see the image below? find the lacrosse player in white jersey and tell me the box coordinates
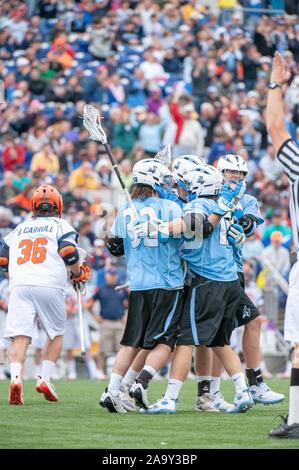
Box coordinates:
[267,52,299,439]
[0,185,91,405]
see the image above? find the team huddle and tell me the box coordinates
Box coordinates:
[99,153,284,414]
[0,153,285,412]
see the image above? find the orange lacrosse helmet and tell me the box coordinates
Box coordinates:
[31,185,63,217]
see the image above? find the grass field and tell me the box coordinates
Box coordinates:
[0,378,298,449]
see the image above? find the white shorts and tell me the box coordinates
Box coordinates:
[284,261,299,343]
[63,314,91,350]
[5,286,66,341]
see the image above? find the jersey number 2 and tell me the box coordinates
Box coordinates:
[17,238,48,265]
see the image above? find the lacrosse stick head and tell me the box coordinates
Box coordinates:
[82,104,108,144]
[155,144,172,167]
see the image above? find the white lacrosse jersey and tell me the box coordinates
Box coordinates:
[4,217,77,291]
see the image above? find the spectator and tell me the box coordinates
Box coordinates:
[30,142,60,174]
[260,144,284,181]
[87,268,128,368]
[69,161,99,191]
[262,231,290,280]
[2,135,26,172]
[262,209,293,249]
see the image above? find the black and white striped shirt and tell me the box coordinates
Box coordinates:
[277,138,299,251]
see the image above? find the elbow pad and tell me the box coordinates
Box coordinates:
[106,236,124,257]
[0,240,9,271]
[58,242,79,266]
[182,213,214,239]
[239,215,258,237]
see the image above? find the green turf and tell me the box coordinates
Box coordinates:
[0,378,298,449]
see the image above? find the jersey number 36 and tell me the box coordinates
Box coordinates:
[17,237,48,265]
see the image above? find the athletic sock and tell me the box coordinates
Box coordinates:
[10,362,22,381]
[136,366,156,389]
[196,375,211,396]
[231,372,247,393]
[164,379,183,400]
[288,368,299,426]
[210,376,221,395]
[41,360,55,382]
[122,368,139,388]
[108,373,123,397]
[67,359,76,377]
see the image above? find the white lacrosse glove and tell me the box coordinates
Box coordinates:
[227,223,246,247]
[132,219,170,243]
[214,181,246,216]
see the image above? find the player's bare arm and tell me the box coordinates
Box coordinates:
[266,51,291,154]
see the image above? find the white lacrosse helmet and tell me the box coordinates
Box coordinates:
[184,165,223,199]
[132,158,173,192]
[217,154,248,180]
[172,155,206,190]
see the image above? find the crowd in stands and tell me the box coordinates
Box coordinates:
[0,0,298,360]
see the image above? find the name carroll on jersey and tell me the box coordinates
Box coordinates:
[17,225,54,236]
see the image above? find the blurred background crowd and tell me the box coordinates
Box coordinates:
[0,0,298,379]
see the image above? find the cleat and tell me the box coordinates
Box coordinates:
[195,393,219,412]
[99,388,127,413]
[36,378,58,402]
[226,388,254,413]
[130,382,149,409]
[212,391,232,412]
[119,384,138,411]
[249,382,284,405]
[140,396,177,414]
[9,379,24,405]
[269,416,299,439]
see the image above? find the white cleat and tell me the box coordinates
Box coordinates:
[99,388,127,413]
[195,393,219,412]
[140,396,177,414]
[119,384,138,411]
[226,388,254,414]
[130,382,149,409]
[212,391,232,412]
[249,382,285,405]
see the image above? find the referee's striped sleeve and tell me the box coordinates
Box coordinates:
[277,139,299,183]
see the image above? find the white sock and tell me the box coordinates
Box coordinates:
[108,372,123,397]
[164,379,183,400]
[67,359,76,376]
[122,368,139,388]
[35,364,41,377]
[288,386,299,425]
[41,360,55,382]
[210,376,221,395]
[196,375,211,382]
[231,372,247,393]
[144,365,157,377]
[10,362,22,381]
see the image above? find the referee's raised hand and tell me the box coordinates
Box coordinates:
[270,51,291,86]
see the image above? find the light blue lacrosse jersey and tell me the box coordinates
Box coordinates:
[111,197,184,291]
[233,193,264,273]
[181,198,238,282]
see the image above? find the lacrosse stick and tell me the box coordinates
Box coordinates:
[82,105,138,218]
[155,144,172,167]
[76,247,87,356]
[115,282,129,292]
